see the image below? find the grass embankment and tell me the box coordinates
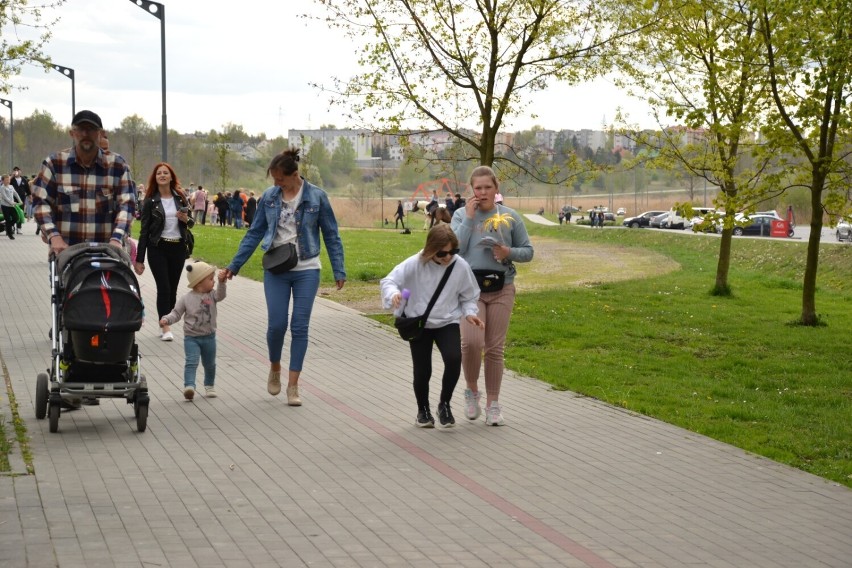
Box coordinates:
[189,222,852,488]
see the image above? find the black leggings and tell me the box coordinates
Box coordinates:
[1,206,15,237]
[408,324,462,410]
[148,240,186,318]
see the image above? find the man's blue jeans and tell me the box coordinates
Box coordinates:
[263,268,320,371]
[184,333,217,388]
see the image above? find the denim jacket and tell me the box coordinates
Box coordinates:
[226,178,346,281]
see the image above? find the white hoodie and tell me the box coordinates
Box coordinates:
[380,253,480,329]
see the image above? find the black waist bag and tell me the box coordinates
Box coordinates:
[262,243,298,274]
[473,268,505,292]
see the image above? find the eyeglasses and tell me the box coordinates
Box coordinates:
[73,126,101,134]
[435,248,459,258]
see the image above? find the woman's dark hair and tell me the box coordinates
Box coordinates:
[267,147,301,177]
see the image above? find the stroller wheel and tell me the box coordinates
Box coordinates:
[48,402,61,433]
[35,373,49,419]
[135,401,149,432]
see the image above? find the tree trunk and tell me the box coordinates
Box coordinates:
[714,227,733,294]
[480,125,496,167]
[799,177,825,325]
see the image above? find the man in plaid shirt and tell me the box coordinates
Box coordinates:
[32,110,136,256]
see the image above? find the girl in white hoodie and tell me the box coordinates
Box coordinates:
[381,224,484,428]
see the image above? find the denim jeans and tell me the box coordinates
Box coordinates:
[263,268,320,371]
[184,333,217,388]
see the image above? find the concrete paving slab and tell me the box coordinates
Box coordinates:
[0,221,850,567]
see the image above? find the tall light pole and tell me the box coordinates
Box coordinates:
[34,58,75,121]
[128,0,167,162]
[0,98,12,171]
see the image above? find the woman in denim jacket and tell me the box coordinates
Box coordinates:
[223,148,346,406]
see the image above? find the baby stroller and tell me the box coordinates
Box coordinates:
[34,243,149,432]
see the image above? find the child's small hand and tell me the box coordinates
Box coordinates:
[466,315,485,329]
[159,317,168,327]
[217,269,227,283]
[391,292,401,308]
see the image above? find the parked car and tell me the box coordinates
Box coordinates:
[622,210,667,228]
[668,206,715,230]
[728,214,794,237]
[616,207,626,216]
[836,217,852,242]
[650,212,670,229]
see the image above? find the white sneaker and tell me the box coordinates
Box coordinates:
[464,389,481,420]
[485,401,504,426]
[205,386,217,398]
[161,331,174,342]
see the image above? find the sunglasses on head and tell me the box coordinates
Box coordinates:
[435,248,460,258]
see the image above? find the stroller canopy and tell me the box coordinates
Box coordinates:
[59,244,144,333]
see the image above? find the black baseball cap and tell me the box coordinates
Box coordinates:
[72,110,103,129]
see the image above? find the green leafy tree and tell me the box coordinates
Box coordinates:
[757,0,852,325]
[618,0,773,295]
[115,114,154,181]
[221,122,250,143]
[0,1,65,93]
[213,130,232,191]
[307,140,331,184]
[14,109,65,168]
[331,137,357,175]
[311,0,652,181]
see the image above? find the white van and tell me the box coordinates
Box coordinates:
[667,206,714,230]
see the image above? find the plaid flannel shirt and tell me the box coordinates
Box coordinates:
[32,147,136,245]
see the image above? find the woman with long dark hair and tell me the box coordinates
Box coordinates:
[134,162,194,341]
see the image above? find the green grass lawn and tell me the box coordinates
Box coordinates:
[182,222,852,488]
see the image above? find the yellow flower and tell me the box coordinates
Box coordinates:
[483,212,514,232]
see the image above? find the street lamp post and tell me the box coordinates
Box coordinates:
[34,59,75,121]
[128,0,167,162]
[0,98,12,171]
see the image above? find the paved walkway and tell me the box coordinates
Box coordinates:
[1,221,850,568]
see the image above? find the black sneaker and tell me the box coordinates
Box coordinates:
[437,401,455,428]
[415,408,435,428]
[81,397,100,406]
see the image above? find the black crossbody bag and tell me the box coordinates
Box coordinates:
[394,262,456,341]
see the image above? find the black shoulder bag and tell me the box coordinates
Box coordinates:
[394,261,456,341]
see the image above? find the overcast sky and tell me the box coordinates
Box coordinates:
[7,0,657,138]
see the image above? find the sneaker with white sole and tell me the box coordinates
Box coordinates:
[464,389,481,420]
[415,407,435,428]
[437,401,455,428]
[205,386,217,398]
[161,331,174,342]
[183,387,195,400]
[485,401,504,426]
